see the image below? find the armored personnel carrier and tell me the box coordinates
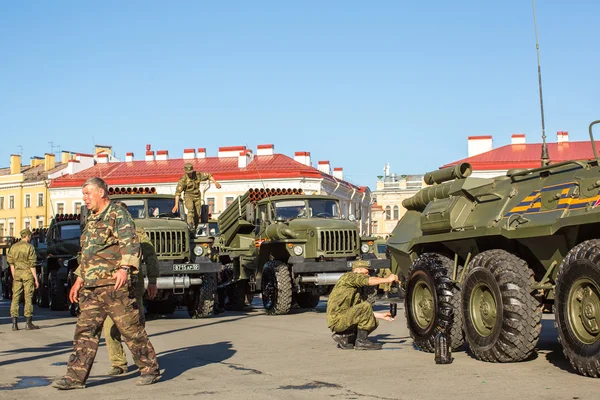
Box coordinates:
[387,120,600,377]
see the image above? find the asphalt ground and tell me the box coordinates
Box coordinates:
[0,293,598,400]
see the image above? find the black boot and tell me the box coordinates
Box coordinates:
[25,317,40,330]
[354,329,382,350]
[332,332,354,350]
[12,317,19,331]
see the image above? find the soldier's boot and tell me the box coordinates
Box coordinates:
[25,317,40,330]
[332,332,354,350]
[136,374,161,386]
[52,378,85,390]
[354,329,382,350]
[11,317,19,331]
[108,366,128,376]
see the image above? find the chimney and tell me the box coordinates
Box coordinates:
[30,156,44,168]
[10,154,21,174]
[294,151,311,166]
[557,131,569,143]
[197,148,206,159]
[219,146,246,158]
[66,159,80,175]
[61,151,73,164]
[44,153,55,171]
[183,148,196,160]
[97,153,109,164]
[511,134,526,145]
[238,149,253,168]
[257,144,274,156]
[145,150,155,162]
[318,160,331,175]
[126,152,134,162]
[94,144,112,155]
[468,135,493,157]
[156,150,168,161]
[333,167,344,180]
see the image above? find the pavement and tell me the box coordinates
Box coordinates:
[0,294,598,400]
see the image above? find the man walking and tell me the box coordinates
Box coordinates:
[172,162,221,230]
[52,177,160,390]
[326,260,399,350]
[8,228,40,331]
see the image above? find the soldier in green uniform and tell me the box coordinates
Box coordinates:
[8,228,40,331]
[172,162,221,230]
[52,177,160,390]
[103,201,159,376]
[326,260,399,350]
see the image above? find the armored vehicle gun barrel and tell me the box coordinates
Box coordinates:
[402,181,454,211]
[423,162,472,185]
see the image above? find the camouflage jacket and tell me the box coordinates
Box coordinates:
[7,240,36,272]
[79,202,140,288]
[174,172,212,199]
[137,227,159,284]
[326,272,369,329]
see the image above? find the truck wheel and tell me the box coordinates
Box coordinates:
[296,292,320,309]
[2,273,12,300]
[49,271,67,311]
[188,273,217,318]
[405,253,464,352]
[146,297,177,315]
[360,286,378,305]
[262,261,292,315]
[555,240,600,377]
[37,272,49,308]
[225,280,250,311]
[462,249,541,362]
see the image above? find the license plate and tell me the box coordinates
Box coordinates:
[173,264,200,272]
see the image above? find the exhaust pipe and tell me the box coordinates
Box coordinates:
[299,273,344,286]
[144,276,203,289]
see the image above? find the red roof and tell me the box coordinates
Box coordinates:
[442,141,600,170]
[50,154,364,190]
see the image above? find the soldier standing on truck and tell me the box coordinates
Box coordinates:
[326,260,399,350]
[172,162,221,230]
[8,228,40,331]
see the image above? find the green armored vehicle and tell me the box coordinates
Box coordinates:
[218,188,389,315]
[110,190,220,318]
[388,120,600,377]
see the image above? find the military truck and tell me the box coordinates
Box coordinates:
[217,188,389,315]
[387,120,600,378]
[110,188,220,318]
[0,236,17,299]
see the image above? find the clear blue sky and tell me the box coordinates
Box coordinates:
[1,1,599,187]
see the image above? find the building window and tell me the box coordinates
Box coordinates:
[74,202,82,214]
[56,203,65,215]
[9,222,14,237]
[225,196,234,208]
[9,196,15,209]
[393,205,399,220]
[372,221,378,234]
[385,206,391,220]
[0,197,4,209]
[0,223,4,236]
[37,219,43,228]
[37,193,44,207]
[24,220,30,230]
[206,197,215,215]
[25,194,31,208]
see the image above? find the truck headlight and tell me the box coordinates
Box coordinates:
[293,245,304,256]
[63,259,70,267]
[193,245,204,256]
[360,243,370,254]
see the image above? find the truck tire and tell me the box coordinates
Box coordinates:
[2,273,12,300]
[462,249,541,362]
[146,297,177,315]
[555,239,600,377]
[405,253,464,352]
[49,270,67,311]
[37,272,49,308]
[188,273,217,318]
[225,280,250,311]
[360,286,378,305]
[296,292,320,309]
[262,261,292,315]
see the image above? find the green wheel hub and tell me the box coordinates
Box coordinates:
[568,278,600,344]
[470,282,498,337]
[412,280,434,330]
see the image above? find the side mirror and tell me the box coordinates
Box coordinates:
[200,204,209,224]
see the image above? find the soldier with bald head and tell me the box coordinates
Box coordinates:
[8,228,40,331]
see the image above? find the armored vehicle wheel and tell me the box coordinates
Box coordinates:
[37,272,49,308]
[262,261,292,315]
[555,240,600,377]
[296,292,320,309]
[188,273,217,318]
[49,271,67,311]
[225,280,250,311]
[405,253,464,352]
[462,250,541,363]
[360,286,378,305]
[146,297,177,315]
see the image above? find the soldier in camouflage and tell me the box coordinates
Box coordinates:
[52,177,160,390]
[172,162,221,230]
[8,228,40,331]
[103,201,159,376]
[326,260,399,350]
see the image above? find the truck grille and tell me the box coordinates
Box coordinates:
[146,229,188,259]
[319,229,358,254]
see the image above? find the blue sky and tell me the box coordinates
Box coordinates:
[1,1,599,187]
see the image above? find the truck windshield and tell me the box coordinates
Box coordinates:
[306,199,340,219]
[119,199,146,219]
[60,225,81,240]
[148,198,179,218]
[272,199,340,220]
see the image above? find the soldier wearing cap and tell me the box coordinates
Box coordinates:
[8,228,40,331]
[172,162,221,230]
[326,260,399,350]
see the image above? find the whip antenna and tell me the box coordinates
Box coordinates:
[532,0,550,166]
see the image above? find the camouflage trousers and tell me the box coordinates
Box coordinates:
[184,196,202,229]
[64,285,159,383]
[10,270,35,318]
[103,279,145,369]
[329,301,378,334]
